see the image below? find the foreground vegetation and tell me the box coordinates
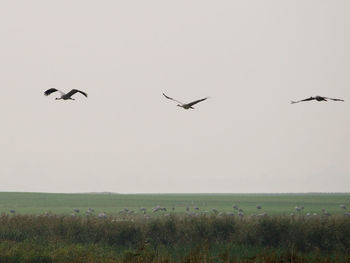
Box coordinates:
[0,214,350,262]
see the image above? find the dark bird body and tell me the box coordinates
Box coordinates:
[291,96,344,104]
[163,93,209,109]
[44,88,88,100]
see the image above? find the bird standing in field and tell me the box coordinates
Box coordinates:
[291,96,344,104]
[163,93,209,109]
[44,88,88,100]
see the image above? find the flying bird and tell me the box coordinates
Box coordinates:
[163,93,209,109]
[44,88,88,100]
[291,96,344,104]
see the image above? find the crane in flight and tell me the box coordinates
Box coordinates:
[163,93,209,109]
[291,96,344,104]
[44,88,88,100]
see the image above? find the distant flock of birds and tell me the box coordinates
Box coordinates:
[44,88,345,109]
[8,203,350,218]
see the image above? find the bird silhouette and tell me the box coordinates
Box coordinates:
[163,93,209,109]
[291,96,344,104]
[44,88,88,100]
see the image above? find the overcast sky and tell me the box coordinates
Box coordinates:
[0,1,349,193]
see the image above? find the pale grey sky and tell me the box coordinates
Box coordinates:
[0,1,349,193]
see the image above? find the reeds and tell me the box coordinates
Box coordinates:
[0,214,349,262]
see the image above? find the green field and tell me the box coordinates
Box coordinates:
[1,192,350,262]
[0,192,349,216]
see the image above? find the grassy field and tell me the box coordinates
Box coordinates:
[0,192,350,262]
[0,192,349,216]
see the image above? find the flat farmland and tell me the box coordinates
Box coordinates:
[0,192,349,216]
[0,192,350,262]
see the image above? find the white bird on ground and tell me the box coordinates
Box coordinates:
[291,95,344,104]
[163,93,209,109]
[152,205,166,212]
[44,88,88,100]
[87,208,95,213]
[98,212,107,218]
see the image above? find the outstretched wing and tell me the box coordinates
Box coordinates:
[66,89,88,98]
[291,97,315,104]
[186,97,209,107]
[324,97,344,102]
[44,88,64,96]
[163,93,183,105]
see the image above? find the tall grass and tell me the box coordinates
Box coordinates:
[0,214,349,262]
